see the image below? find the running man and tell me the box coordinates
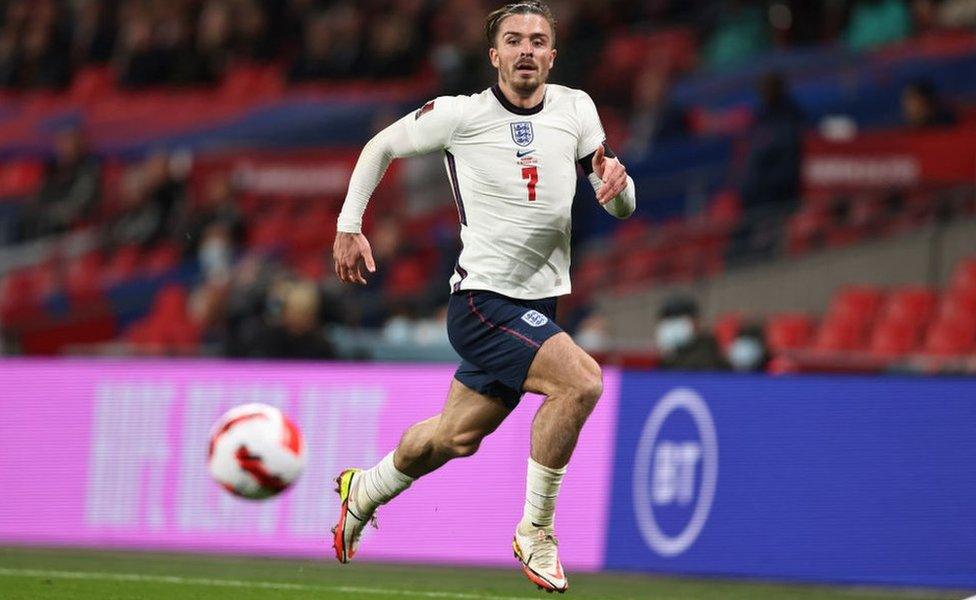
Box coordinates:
[331,1,635,593]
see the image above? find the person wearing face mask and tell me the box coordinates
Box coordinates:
[726,323,770,373]
[655,295,730,371]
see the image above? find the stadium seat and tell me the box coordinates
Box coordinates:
[922,320,976,356]
[814,318,865,352]
[828,285,885,326]
[950,257,976,299]
[786,209,829,255]
[937,293,976,328]
[65,251,105,302]
[614,247,662,288]
[126,284,201,354]
[766,313,816,352]
[385,257,427,299]
[573,253,610,297]
[713,312,742,351]
[869,319,921,358]
[144,243,182,276]
[882,286,938,326]
[102,245,142,286]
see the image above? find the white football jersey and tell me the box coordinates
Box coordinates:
[403,84,606,300]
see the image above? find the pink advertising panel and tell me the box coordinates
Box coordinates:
[0,359,619,570]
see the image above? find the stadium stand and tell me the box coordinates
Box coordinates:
[0,0,973,374]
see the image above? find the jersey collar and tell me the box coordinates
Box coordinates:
[491,84,545,116]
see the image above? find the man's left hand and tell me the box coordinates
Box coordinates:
[592,145,628,204]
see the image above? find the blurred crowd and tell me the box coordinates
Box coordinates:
[2,0,975,92]
[1,0,974,363]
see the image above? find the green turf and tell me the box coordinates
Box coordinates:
[0,546,963,600]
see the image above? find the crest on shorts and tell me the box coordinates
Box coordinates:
[521,310,548,327]
[510,122,534,147]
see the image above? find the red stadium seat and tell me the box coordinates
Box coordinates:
[706,191,742,227]
[766,313,815,352]
[882,286,938,326]
[922,320,976,357]
[103,245,142,286]
[786,209,829,255]
[385,257,427,299]
[713,312,742,351]
[144,243,182,276]
[814,318,865,352]
[66,251,105,301]
[950,257,976,300]
[573,253,610,296]
[126,284,201,354]
[937,293,976,327]
[615,247,662,288]
[828,285,885,326]
[869,319,921,358]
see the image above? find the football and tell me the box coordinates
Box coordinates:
[207,403,306,500]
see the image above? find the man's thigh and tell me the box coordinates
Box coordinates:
[522,333,602,398]
[433,378,513,443]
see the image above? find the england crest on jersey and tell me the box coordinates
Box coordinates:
[510,122,534,147]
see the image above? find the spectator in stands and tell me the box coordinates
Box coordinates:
[732,72,804,259]
[902,80,958,129]
[726,323,771,372]
[288,6,363,82]
[17,9,71,89]
[114,5,170,87]
[23,127,101,239]
[181,173,245,258]
[362,11,422,79]
[189,0,232,84]
[428,3,492,94]
[252,279,335,359]
[71,0,116,66]
[701,0,771,70]
[624,67,687,160]
[109,151,186,247]
[197,221,235,283]
[741,72,804,211]
[230,0,276,62]
[845,0,912,51]
[655,295,730,371]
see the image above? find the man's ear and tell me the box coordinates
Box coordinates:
[548,48,557,69]
[489,47,500,69]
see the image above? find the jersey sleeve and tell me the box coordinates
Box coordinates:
[336,96,466,233]
[402,95,467,154]
[575,91,607,160]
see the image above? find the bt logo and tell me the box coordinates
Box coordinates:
[633,388,718,557]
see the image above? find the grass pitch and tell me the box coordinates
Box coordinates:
[0,546,963,600]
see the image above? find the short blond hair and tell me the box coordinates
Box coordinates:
[485,1,556,48]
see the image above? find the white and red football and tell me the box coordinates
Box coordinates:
[207,403,306,500]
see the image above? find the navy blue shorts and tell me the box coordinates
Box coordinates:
[447,290,563,409]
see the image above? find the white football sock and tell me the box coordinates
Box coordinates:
[520,458,567,530]
[355,450,415,513]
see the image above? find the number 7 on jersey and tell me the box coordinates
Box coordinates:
[521,166,538,202]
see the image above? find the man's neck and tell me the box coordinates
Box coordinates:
[497,79,546,109]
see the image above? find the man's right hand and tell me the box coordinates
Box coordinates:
[333,232,376,285]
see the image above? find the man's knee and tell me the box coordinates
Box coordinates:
[569,358,603,409]
[433,429,483,459]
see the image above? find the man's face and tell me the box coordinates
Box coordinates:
[489,13,556,96]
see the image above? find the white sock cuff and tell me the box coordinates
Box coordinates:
[528,457,568,477]
[384,451,416,484]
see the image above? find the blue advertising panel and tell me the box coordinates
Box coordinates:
[607,373,976,588]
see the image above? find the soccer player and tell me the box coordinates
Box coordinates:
[330,1,635,592]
